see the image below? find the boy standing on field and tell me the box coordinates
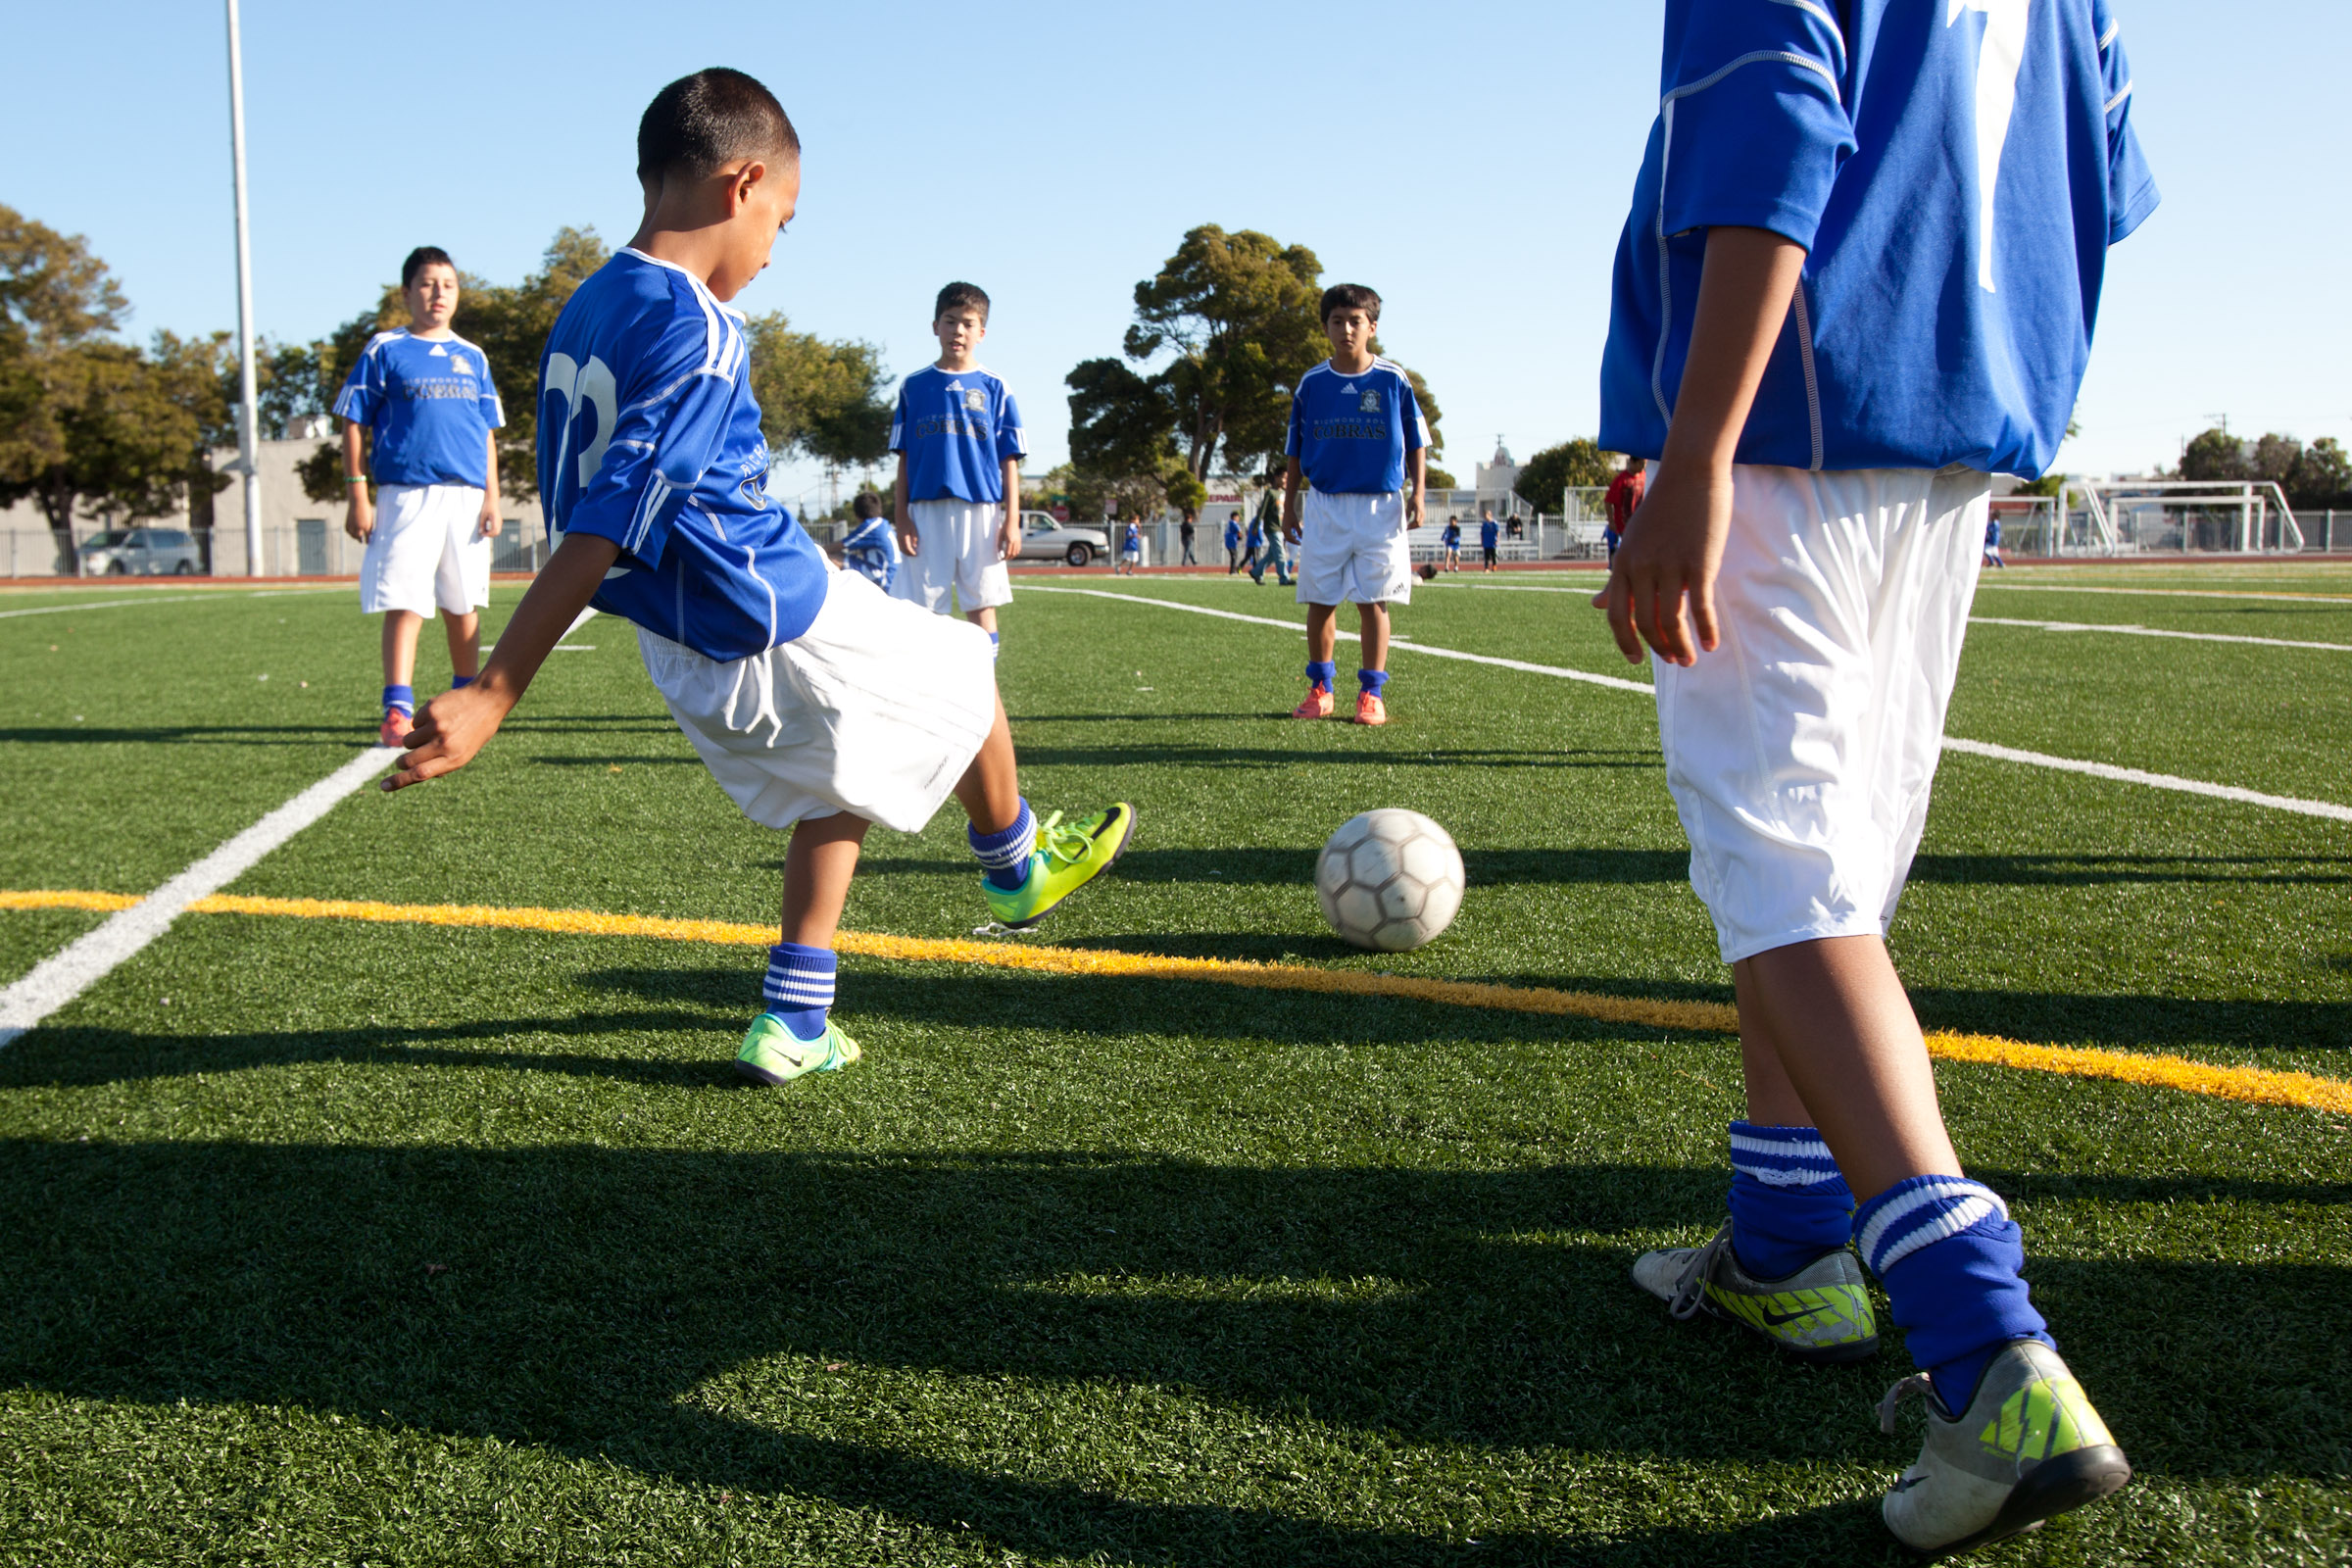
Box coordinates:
[890,283,1024,651]
[1596,1,2155,1554]
[1441,514,1462,572]
[388,69,1134,1088]
[1477,509,1498,571]
[835,490,900,592]
[1284,283,1429,727]
[335,247,505,749]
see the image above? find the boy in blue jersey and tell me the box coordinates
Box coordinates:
[1283,284,1429,726]
[1441,515,1462,572]
[333,247,506,749]
[835,490,899,591]
[1984,514,2006,567]
[890,283,1024,648]
[386,69,1134,1087]
[1594,2,2155,1552]
[1222,512,1244,573]
[1477,510,1499,572]
[1117,514,1142,575]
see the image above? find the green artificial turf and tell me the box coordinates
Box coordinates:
[0,567,2346,1566]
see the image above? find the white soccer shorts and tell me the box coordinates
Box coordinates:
[360,482,491,616]
[891,498,1013,614]
[640,568,998,835]
[1653,464,1989,964]
[1295,490,1412,607]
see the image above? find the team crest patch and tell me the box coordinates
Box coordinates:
[963,387,988,412]
[1359,389,1381,413]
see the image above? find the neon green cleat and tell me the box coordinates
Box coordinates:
[1880,1340,2130,1556]
[734,1013,861,1086]
[1632,1220,1879,1364]
[982,804,1137,930]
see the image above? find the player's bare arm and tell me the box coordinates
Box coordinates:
[384,531,620,791]
[996,457,1020,560]
[892,455,917,557]
[478,434,503,539]
[341,421,372,542]
[1592,224,1803,667]
[1405,446,1427,529]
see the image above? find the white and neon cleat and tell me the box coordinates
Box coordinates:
[734,1013,861,1087]
[1879,1340,2131,1557]
[1632,1220,1879,1364]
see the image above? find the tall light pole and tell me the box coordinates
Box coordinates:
[225,0,263,575]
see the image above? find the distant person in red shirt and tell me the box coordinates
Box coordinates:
[1602,456,1644,563]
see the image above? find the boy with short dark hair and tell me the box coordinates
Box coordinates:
[1441,514,1462,572]
[335,246,506,748]
[1594,1,2155,1553]
[1283,283,1429,727]
[1223,511,1244,573]
[836,489,899,591]
[890,282,1024,649]
[390,67,1134,1088]
[1477,509,1498,571]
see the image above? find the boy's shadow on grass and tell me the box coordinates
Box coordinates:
[2,1130,2341,1564]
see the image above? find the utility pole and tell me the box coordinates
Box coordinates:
[225,0,263,576]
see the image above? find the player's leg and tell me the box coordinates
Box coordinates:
[434,486,490,689]
[379,611,423,743]
[893,500,956,617]
[953,687,1136,930]
[1353,601,1391,724]
[956,500,1013,651]
[1348,496,1408,724]
[737,809,872,1086]
[364,483,443,746]
[1296,603,1339,718]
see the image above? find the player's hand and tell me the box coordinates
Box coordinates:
[995,514,1018,562]
[477,504,502,541]
[384,683,512,791]
[1591,463,1730,666]
[894,516,919,557]
[345,499,373,544]
[1405,493,1426,530]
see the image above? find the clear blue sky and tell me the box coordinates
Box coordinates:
[5,0,2345,509]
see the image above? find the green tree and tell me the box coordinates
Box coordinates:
[1162,468,1207,517]
[2293,437,2350,506]
[1514,438,1620,512]
[743,315,893,467]
[0,209,227,566]
[1123,225,1326,480]
[2177,426,2245,482]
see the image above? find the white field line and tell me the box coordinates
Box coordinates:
[1976,582,2352,606]
[1967,615,2351,652]
[1017,586,1653,693]
[1029,583,2352,820]
[0,747,396,1050]
[1940,739,2352,823]
[0,596,212,620]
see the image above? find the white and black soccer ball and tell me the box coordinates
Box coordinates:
[1315,808,1466,952]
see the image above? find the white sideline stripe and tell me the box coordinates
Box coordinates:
[1017,586,1655,693]
[1940,738,2352,822]
[1968,615,2352,652]
[0,596,211,620]
[1976,582,2352,606]
[0,747,397,1050]
[1029,583,2352,821]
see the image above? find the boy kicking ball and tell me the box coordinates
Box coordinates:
[387,69,1133,1086]
[1283,284,1429,727]
[1596,0,2155,1555]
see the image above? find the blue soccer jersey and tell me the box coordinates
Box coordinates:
[332,328,505,488]
[839,514,900,591]
[1480,518,1499,550]
[1286,359,1429,496]
[536,249,829,662]
[890,365,1025,504]
[1600,0,2156,478]
[1442,520,1461,547]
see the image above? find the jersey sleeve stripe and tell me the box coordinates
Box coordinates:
[2098,18,2121,50]
[2103,79,2133,114]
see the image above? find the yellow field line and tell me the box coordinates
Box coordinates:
[5,888,2347,1115]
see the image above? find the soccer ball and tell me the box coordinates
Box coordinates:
[1315,808,1466,952]
[1417,561,1438,581]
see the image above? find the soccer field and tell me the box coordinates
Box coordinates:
[1,564,2347,1566]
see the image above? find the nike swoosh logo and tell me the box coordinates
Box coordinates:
[1756,1305,1822,1327]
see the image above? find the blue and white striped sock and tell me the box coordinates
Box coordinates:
[968,799,1036,892]
[1854,1174,2052,1413]
[761,942,836,1041]
[1726,1121,1853,1279]
[382,683,415,717]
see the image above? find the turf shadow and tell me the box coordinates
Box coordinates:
[1011,742,1658,772]
[0,1137,2339,1562]
[0,1012,744,1091]
[1910,853,2352,888]
[0,723,373,748]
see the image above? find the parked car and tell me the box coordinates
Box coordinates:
[80,527,203,576]
[1013,511,1110,567]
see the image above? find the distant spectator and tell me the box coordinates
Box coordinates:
[1179,509,1198,564]
[1603,456,1645,563]
[1224,511,1245,573]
